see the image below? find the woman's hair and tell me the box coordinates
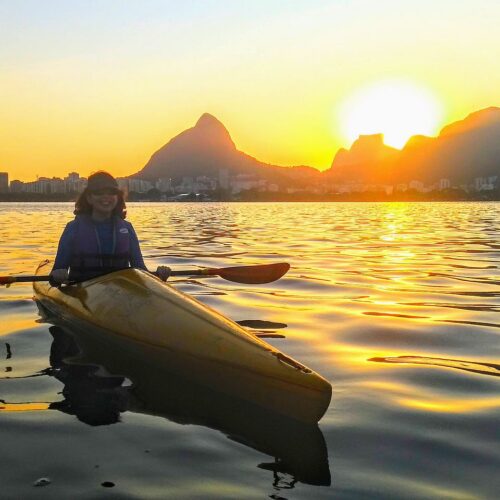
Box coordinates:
[74,171,127,219]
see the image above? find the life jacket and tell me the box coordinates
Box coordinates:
[69,215,131,281]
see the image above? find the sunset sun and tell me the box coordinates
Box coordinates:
[339,80,443,149]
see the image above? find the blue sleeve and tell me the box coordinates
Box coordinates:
[127,223,148,271]
[52,222,76,271]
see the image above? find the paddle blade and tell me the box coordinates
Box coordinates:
[207,262,290,284]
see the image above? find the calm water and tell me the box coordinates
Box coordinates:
[1,202,499,499]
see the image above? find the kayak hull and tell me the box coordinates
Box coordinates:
[33,260,332,423]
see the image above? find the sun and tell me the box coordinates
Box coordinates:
[339,79,443,149]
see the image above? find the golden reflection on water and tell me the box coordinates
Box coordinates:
[0,402,50,412]
[362,379,500,414]
[0,317,40,336]
[1,201,500,498]
[398,397,500,413]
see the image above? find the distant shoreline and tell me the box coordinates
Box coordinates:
[1,192,499,203]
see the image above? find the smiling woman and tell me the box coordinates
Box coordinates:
[49,171,171,285]
[339,79,443,149]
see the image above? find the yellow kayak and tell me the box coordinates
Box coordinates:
[33,260,332,423]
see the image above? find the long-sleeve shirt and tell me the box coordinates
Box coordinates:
[53,218,147,271]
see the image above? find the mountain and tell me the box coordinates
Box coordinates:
[325,107,500,185]
[326,134,399,183]
[440,106,499,137]
[133,113,319,185]
[397,107,500,183]
[133,108,499,188]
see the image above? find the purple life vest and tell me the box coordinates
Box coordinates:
[69,215,131,281]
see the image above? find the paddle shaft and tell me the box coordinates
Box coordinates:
[1,270,203,284]
[0,263,290,285]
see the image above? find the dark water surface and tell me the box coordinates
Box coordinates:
[1,202,499,499]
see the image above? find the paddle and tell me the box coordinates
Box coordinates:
[0,262,290,286]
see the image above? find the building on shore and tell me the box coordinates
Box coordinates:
[7,173,87,195]
[475,176,498,192]
[0,172,8,193]
[9,180,24,193]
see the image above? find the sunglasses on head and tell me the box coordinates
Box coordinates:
[91,188,120,196]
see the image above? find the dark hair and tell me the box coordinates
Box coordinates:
[74,171,127,219]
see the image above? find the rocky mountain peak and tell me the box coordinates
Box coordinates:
[187,113,236,151]
[195,112,225,129]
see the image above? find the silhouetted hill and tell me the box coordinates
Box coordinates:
[326,134,399,183]
[325,107,500,184]
[133,113,319,185]
[440,107,499,136]
[397,107,500,183]
[133,108,499,188]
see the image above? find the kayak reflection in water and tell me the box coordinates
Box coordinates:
[47,326,128,426]
[49,171,171,286]
[34,323,331,488]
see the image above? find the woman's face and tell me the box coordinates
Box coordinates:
[86,188,119,217]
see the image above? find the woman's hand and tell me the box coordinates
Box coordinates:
[49,269,69,286]
[156,266,171,282]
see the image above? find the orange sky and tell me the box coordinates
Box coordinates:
[0,1,499,181]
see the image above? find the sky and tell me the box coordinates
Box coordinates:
[0,0,499,181]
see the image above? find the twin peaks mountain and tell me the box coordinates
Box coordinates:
[134,113,316,185]
[134,108,500,186]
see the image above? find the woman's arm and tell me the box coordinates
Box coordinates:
[127,223,148,270]
[52,222,76,271]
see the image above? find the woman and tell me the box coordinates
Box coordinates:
[50,171,170,285]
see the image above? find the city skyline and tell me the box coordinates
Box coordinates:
[0,167,497,200]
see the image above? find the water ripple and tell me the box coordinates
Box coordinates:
[1,201,500,498]
[369,355,500,377]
